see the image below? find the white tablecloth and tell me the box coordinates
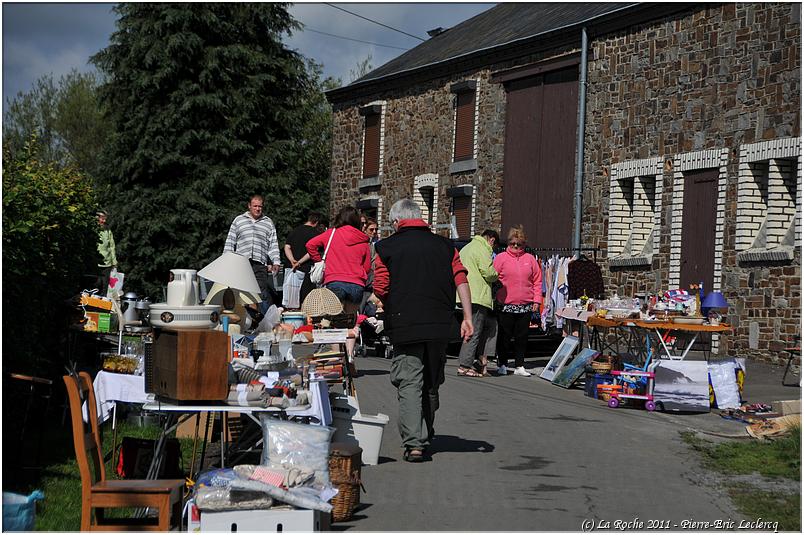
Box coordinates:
[83,371,149,423]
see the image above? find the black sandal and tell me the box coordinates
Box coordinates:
[403,447,425,463]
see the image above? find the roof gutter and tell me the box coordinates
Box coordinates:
[573,26,588,253]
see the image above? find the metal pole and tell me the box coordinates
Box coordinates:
[573,27,589,252]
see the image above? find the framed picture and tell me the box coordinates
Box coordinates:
[653,360,710,412]
[552,348,601,388]
[540,335,579,381]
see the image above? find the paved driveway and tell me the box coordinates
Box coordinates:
[335,356,741,531]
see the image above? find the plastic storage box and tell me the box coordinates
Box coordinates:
[330,394,389,466]
[200,508,329,532]
[584,373,615,399]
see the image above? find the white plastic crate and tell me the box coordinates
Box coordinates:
[330,394,389,465]
[199,508,328,532]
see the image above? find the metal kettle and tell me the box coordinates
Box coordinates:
[121,291,140,323]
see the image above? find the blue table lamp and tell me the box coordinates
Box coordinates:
[702,291,728,310]
[702,291,728,324]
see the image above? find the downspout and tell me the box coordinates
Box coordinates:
[572,27,588,252]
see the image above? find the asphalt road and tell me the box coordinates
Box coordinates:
[334,355,748,532]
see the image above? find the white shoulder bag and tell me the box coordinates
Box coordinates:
[309,228,335,287]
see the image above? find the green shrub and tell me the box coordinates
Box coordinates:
[2,137,97,376]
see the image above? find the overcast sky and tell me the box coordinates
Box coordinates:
[2,2,495,114]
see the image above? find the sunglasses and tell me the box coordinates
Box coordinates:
[509,242,524,248]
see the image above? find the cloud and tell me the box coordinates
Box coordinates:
[2,3,496,107]
[286,3,495,83]
[2,3,115,105]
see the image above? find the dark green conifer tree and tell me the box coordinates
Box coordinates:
[92,3,331,297]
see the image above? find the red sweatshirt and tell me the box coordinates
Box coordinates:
[305,225,370,286]
[372,219,468,302]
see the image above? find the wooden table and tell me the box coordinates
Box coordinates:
[586,316,731,361]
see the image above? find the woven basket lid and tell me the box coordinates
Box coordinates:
[330,442,363,456]
[302,288,343,317]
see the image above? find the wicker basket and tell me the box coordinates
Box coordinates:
[329,442,363,523]
[301,288,344,318]
[590,355,614,375]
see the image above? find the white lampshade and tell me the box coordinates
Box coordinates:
[197,252,261,295]
[205,282,261,306]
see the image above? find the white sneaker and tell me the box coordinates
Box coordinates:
[514,366,532,377]
[497,365,508,376]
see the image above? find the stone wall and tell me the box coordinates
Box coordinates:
[585,3,801,362]
[328,3,801,363]
[330,46,577,236]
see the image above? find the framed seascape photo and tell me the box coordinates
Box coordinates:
[552,348,601,388]
[653,360,710,412]
[540,335,579,381]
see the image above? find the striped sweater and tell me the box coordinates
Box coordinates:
[223,212,281,266]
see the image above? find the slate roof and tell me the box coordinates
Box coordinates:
[353,2,638,85]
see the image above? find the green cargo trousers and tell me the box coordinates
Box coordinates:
[389,341,448,449]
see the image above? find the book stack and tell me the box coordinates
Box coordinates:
[310,351,345,381]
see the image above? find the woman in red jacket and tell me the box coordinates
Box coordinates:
[306,206,371,312]
[493,225,543,377]
[306,206,371,358]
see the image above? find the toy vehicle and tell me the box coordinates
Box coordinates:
[607,369,656,411]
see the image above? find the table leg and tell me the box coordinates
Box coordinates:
[188,414,201,483]
[220,412,227,468]
[145,413,188,479]
[654,329,674,359]
[678,332,699,360]
[111,402,118,466]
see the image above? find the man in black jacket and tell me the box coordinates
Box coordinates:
[372,199,473,462]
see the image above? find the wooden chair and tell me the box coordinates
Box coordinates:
[63,372,184,531]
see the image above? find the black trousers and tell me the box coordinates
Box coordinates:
[496,311,530,368]
[249,260,274,306]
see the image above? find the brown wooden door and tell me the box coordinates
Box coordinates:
[680,168,718,294]
[501,67,578,248]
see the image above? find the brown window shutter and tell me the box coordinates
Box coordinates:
[453,91,475,162]
[454,196,471,239]
[363,114,380,178]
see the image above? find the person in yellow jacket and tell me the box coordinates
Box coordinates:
[456,230,499,377]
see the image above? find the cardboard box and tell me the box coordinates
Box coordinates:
[199,508,329,532]
[84,311,112,333]
[772,399,802,416]
[80,292,113,311]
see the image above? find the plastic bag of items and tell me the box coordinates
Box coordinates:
[234,464,314,489]
[259,417,334,487]
[229,478,335,513]
[193,468,274,512]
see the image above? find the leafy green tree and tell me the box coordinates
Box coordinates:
[2,137,98,375]
[3,70,111,184]
[92,3,332,297]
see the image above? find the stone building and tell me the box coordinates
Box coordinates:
[326,3,801,362]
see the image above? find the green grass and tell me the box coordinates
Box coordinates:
[5,417,199,531]
[682,429,801,532]
[683,429,801,479]
[728,488,801,532]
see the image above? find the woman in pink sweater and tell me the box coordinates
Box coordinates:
[493,225,543,377]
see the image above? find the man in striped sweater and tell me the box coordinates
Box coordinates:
[224,194,281,307]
